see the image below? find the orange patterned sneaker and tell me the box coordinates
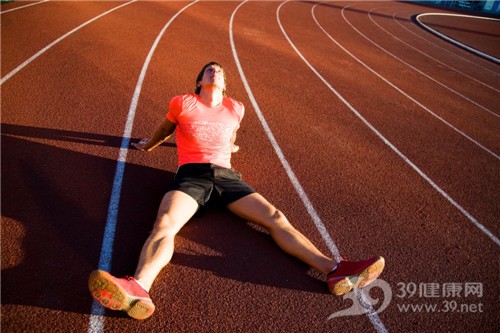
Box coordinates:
[327,256,385,296]
[88,270,155,320]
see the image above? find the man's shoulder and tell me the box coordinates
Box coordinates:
[223,97,245,122]
[171,93,197,109]
[223,97,244,111]
[173,93,197,102]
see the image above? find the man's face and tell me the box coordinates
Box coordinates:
[200,65,225,91]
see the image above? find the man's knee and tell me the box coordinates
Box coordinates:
[268,209,291,230]
[152,215,180,238]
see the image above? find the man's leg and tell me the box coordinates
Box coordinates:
[226,193,337,275]
[88,190,199,319]
[226,192,385,296]
[134,190,199,291]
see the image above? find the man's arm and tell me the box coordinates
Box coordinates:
[132,118,176,152]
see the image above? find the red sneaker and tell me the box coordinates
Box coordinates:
[327,256,385,296]
[88,270,155,320]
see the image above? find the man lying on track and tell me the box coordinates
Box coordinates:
[88,61,385,320]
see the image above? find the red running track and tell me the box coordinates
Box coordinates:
[2,1,499,332]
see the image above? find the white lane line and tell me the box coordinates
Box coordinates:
[87,2,198,332]
[0,0,137,85]
[312,4,499,161]
[374,9,500,94]
[229,0,341,262]
[347,5,498,119]
[231,1,386,332]
[0,0,49,14]
[416,13,500,65]
[392,11,500,80]
[275,3,388,332]
[308,1,500,247]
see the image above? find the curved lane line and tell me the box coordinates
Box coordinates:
[274,3,388,333]
[348,5,498,118]
[229,0,341,262]
[416,13,500,65]
[282,0,500,247]
[87,2,199,332]
[231,3,389,330]
[0,0,49,14]
[392,11,500,79]
[312,3,499,160]
[0,0,138,85]
[340,5,500,159]
[371,9,499,94]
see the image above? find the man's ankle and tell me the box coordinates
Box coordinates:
[134,278,150,293]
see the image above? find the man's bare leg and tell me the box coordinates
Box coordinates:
[134,190,199,291]
[227,193,337,275]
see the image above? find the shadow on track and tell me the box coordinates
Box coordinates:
[2,124,327,321]
[0,123,175,148]
[1,124,175,316]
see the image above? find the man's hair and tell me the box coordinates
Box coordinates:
[195,61,227,96]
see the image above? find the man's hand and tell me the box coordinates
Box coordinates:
[131,138,149,151]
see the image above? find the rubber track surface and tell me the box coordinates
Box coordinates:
[2,1,499,332]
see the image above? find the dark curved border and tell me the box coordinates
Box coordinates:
[415,13,500,65]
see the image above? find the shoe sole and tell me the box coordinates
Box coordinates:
[330,256,385,296]
[88,270,155,320]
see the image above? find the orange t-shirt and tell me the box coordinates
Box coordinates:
[166,94,244,168]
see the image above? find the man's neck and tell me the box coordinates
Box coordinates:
[199,88,223,108]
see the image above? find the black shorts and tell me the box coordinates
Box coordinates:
[168,163,256,207]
